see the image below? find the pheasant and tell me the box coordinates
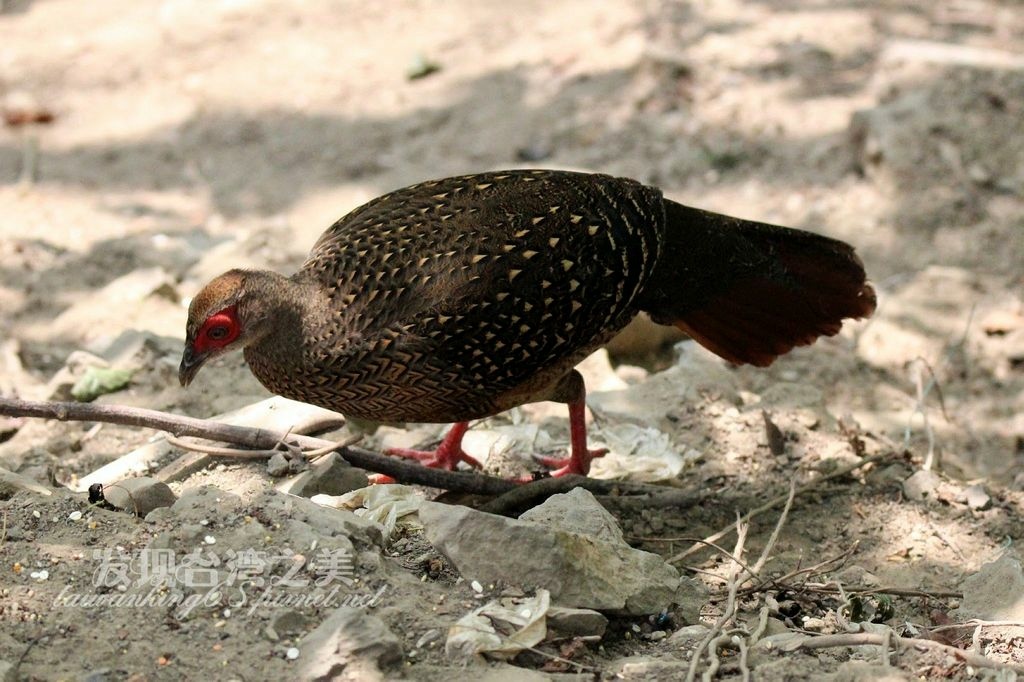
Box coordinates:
[179,170,875,478]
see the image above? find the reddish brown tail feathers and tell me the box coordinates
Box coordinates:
[642,201,877,367]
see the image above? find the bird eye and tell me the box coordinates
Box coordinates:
[207,325,229,341]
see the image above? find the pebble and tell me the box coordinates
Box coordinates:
[286,647,300,660]
[68,511,82,521]
[103,477,177,517]
[961,484,991,510]
[267,453,290,477]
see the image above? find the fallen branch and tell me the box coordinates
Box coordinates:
[0,397,687,502]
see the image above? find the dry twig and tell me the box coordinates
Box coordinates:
[0,397,689,502]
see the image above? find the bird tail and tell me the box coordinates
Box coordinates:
[639,200,877,367]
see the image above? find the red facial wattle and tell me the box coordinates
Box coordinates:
[193,305,241,354]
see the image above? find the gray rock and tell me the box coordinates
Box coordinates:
[668,624,710,645]
[168,485,243,522]
[281,453,368,497]
[267,452,291,477]
[546,606,608,639]
[961,483,991,510]
[252,489,383,548]
[296,607,402,681]
[3,526,23,542]
[675,576,709,625]
[902,469,941,502]
[834,660,910,681]
[273,609,312,637]
[419,501,680,615]
[0,466,52,497]
[103,477,176,516]
[588,344,738,428]
[956,554,1024,620]
[519,487,623,544]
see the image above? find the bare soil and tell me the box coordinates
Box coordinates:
[1,0,1023,680]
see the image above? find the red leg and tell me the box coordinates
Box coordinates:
[531,398,607,477]
[385,422,482,470]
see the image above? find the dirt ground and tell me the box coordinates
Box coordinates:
[1,0,1023,680]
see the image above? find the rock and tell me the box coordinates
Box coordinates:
[960,483,991,510]
[546,606,608,639]
[674,577,709,625]
[763,617,790,637]
[267,452,291,477]
[103,477,176,516]
[955,554,1024,620]
[252,489,384,548]
[419,501,680,615]
[519,488,623,544]
[297,608,402,681]
[4,526,24,541]
[166,485,244,522]
[902,469,941,502]
[280,453,369,497]
[0,466,52,497]
[667,624,710,645]
[588,343,738,428]
[273,609,312,637]
[834,565,881,587]
[834,660,910,681]
[613,657,691,678]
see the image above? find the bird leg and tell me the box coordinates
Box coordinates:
[530,397,607,477]
[526,370,607,478]
[385,421,483,471]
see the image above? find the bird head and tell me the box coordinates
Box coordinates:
[179,269,259,387]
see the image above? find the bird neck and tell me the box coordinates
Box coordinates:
[238,271,324,380]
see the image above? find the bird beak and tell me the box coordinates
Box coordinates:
[178,346,205,387]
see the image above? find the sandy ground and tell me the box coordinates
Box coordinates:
[1,0,1023,680]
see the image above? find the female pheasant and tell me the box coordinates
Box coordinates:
[179,170,875,477]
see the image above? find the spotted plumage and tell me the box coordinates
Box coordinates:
[180,169,875,477]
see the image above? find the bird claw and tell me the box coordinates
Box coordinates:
[385,445,483,471]
[532,447,608,477]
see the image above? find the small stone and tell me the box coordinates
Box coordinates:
[285,647,299,660]
[68,511,83,521]
[281,452,368,498]
[470,580,483,593]
[547,607,608,639]
[273,610,312,636]
[956,554,1024,620]
[415,629,442,649]
[267,453,290,477]
[902,469,941,502]
[103,477,177,517]
[668,624,710,645]
[763,617,791,636]
[961,484,991,510]
[0,660,19,682]
[297,608,402,680]
[204,535,216,545]
[420,498,680,615]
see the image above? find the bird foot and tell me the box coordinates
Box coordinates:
[531,447,608,478]
[384,444,483,471]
